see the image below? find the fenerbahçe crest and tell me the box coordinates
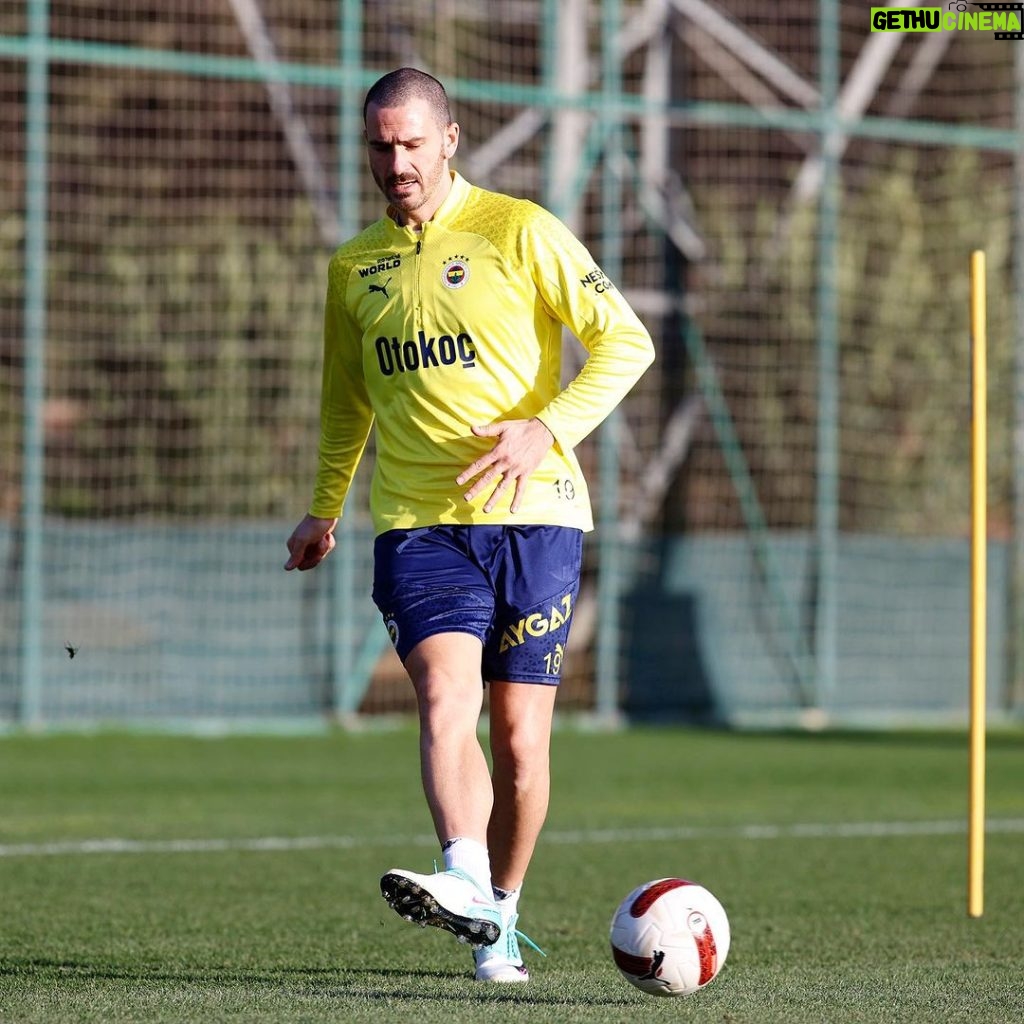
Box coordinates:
[442,256,470,289]
[498,592,573,652]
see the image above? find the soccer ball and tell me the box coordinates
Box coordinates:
[609,878,730,997]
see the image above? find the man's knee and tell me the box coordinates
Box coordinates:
[490,715,551,778]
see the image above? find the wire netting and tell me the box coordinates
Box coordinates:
[2,1,1021,725]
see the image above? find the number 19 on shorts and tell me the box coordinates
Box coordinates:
[544,642,565,675]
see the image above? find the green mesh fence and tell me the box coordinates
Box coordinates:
[1,1,1023,728]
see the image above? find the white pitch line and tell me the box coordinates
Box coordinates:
[1,819,1024,859]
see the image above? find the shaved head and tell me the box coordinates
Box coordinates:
[363,68,453,128]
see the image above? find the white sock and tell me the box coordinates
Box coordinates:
[493,885,520,917]
[442,837,492,894]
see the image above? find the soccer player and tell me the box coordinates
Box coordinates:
[285,67,654,983]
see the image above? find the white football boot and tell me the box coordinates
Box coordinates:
[380,867,502,947]
[473,906,545,983]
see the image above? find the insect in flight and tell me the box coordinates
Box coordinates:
[64,642,79,659]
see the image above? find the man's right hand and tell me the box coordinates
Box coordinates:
[284,515,338,571]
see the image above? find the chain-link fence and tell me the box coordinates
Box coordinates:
[2,1,1022,727]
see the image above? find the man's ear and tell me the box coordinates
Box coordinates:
[445,122,460,159]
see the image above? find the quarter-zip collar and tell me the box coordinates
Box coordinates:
[384,171,471,241]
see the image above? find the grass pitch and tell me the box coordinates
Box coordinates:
[1,726,1022,1023]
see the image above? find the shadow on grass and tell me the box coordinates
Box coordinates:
[0,957,637,1006]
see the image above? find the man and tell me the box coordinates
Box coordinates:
[285,68,654,983]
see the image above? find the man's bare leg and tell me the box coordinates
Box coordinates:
[405,632,493,845]
[486,680,558,891]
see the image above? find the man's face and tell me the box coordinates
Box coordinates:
[364,97,459,227]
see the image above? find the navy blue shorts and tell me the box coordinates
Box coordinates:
[371,525,583,685]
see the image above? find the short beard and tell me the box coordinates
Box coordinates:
[379,150,447,216]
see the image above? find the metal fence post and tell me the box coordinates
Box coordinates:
[331,0,363,718]
[594,0,625,723]
[20,0,50,727]
[815,0,841,707]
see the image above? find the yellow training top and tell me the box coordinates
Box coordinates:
[309,172,655,535]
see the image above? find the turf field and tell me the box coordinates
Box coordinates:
[1,726,1022,1023]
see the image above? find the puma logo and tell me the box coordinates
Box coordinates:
[638,950,666,982]
[369,277,392,299]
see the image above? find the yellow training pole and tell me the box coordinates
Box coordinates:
[968,249,987,919]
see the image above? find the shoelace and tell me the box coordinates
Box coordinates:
[429,859,548,959]
[513,927,547,958]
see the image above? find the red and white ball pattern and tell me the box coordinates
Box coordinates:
[609,878,730,997]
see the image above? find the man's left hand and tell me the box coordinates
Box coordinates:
[456,417,555,513]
